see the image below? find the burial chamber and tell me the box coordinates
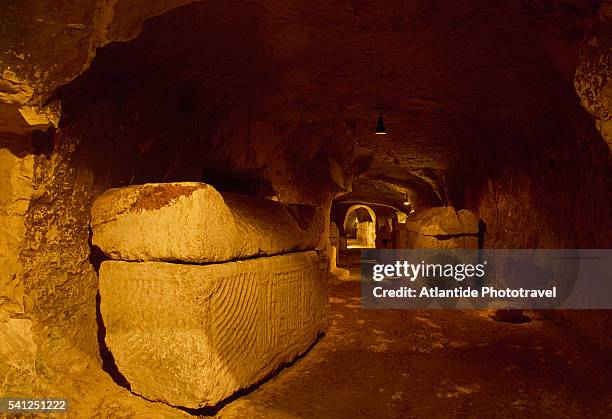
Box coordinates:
[0,0,611,415]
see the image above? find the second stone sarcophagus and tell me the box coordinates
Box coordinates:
[93,182,328,408]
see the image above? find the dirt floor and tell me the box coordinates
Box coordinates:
[214,251,612,418]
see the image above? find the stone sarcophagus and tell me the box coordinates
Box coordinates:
[91,182,323,263]
[99,252,327,408]
[395,207,480,249]
[92,182,328,408]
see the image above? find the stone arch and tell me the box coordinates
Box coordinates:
[343,204,377,248]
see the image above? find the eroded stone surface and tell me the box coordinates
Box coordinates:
[395,207,479,249]
[404,207,479,237]
[0,0,196,134]
[99,251,328,408]
[0,148,39,393]
[575,3,612,149]
[0,148,37,317]
[396,230,478,249]
[91,182,323,262]
[0,318,37,393]
[328,246,349,280]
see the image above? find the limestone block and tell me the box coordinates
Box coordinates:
[99,251,328,408]
[328,246,349,280]
[404,207,479,236]
[0,149,37,317]
[356,221,376,247]
[396,211,407,223]
[0,70,59,134]
[457,209,479,234]
[398,230,478,249]
[91,182,323,262]
[0,318,37,393]
[397,207,479,249]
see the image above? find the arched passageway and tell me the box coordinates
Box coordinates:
[343,204,377,248]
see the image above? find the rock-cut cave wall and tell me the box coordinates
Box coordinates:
[0,0,611,405]
[1,1,370,400]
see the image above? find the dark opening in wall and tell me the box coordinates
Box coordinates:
[202,170,276,198]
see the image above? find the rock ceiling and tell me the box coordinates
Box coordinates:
[1,0,608,208]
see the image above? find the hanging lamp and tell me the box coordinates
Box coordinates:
[374,108,386,134]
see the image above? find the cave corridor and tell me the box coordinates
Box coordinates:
[0,1,611,418]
